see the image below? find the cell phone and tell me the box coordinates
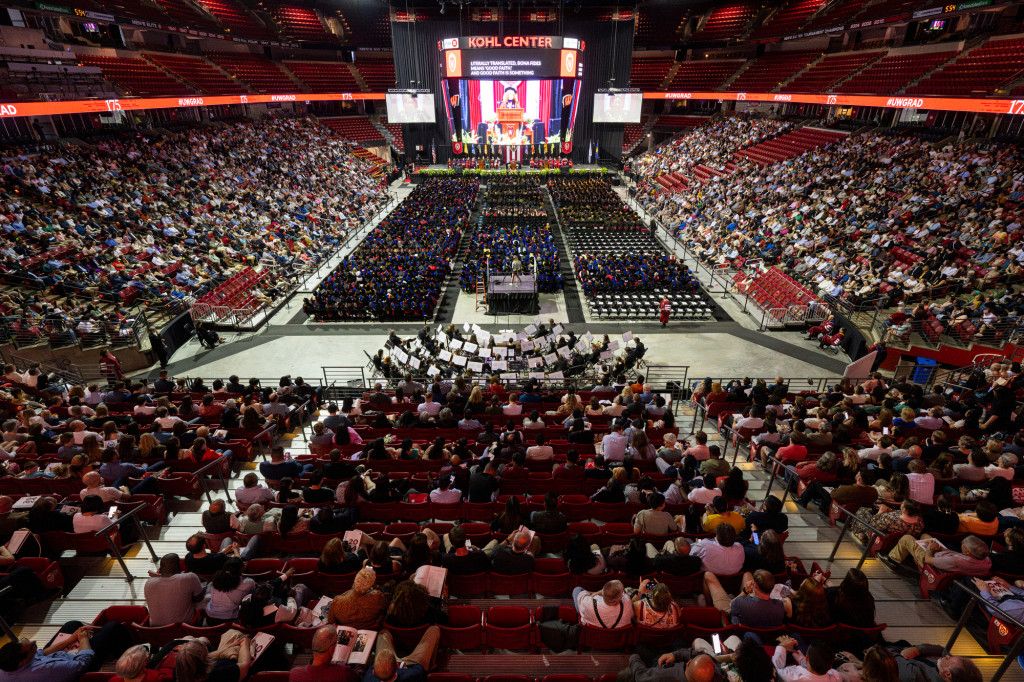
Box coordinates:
[465,540,471,549]
[712,634,722,654]
[752,531,760,546]
[107,505,117,518]
[882,427,889,435]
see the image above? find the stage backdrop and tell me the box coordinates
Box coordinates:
[391,19,633,165]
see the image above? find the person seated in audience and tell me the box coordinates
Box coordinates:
[328,566,389,629]
[953,450,989,483]
[441,525,490,575]
[428,473,462,503]
[881,533,992,576]
[957,501,1000,536]
[700,495,746,534]
[144,553,203,627]
[302,470,335,504]
[743,529,787,574]
[0,617,129,681]
[633,492,682,535]
[467,460,500,503]
[691,523,744,574]
[855,499,925,544]
[744,495,790,540]
[771,636,836,682]
[553,449,584,481]
[798,469,878,512]
[630,579,681,630]
[700,446,730,480]
[72,494,115,534]
[386,580,447,629]
[782,576,831,629]
[260,446,314,482]
[231,460,276,498]
[289,625,357,682]
[276,477,302,504]
[174,636,252,682]
[573,579,632,629]
[79,470,128,504]
[486,529,537,574]
[27,496,72,534]
[362,625,442,682]
[825,567,876,627]
[704,569,785,628]
[112,644,171,682]
[531,492,568,535]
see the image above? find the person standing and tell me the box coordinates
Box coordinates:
[659,296,671,328]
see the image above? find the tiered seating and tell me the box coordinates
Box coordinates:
[784,51,881,93]
[319,116,385,143]
[741,265,820,314]
[853,0,930,23]
[834,50,955,94]
[193,0,275,39]
[725,51,816,92]
[800,0,871,31]
[192,266,267,324]
[733,127,847,165]
[75,55,192,97]
[629,57,673,90]
[653,115,708,130]
[207,52,298,93]
[269,3,337,43]
[690,0,756,41]
[84,0,167,23]
[634,6,687,47]
[666,60,744,91]
[284,61,360,92]
[379,115,405,152]
[152,0,220,30]
[622,120,647,152]
[354,58,396,91]
[144,53,248,95]
[907,37,1024,96]
[748,0,828,40]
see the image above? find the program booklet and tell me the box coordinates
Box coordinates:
[331,626,377,666]
[250,632,275,663]
[412,564,448,598]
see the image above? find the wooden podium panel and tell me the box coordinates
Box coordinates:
[497,107,524,138]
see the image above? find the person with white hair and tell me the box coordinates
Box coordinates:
[113,645,165,682]
[326,567,388,630]
[573,579,632,629]
[362,626,441,682]
[289,625,356,682]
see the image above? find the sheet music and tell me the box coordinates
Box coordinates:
[549,371,564,379]
[529,372,545,380]
[467,361,483,372]
[450,340,464,350]
[478,347,492,358]
[439,350,452,361]
[528,357,543,368]
[600,350,614,360]
[452,355,468,367]
[557,346,571,358]
[463,342,478,353]
[491,360,508,370]
[494,347,508,357]
[427,366,440,377]
[521,340,534,351]
[608,340,620,351]
[524,325,537,335]
[500,372,516,380]
[576,340,588,352]
[408,357,421,369]
[552,324,564,335]
[543,352,557,364]
[586,332,594,341]
[622,331,634,342]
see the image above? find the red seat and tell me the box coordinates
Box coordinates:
[577,624,634,652]
[439,605,483,650]
[244,558,284,580]
[92,605,150,626]
[448,572,488,598]
[484,606,534,652]
[489,572,531,597]
[533,558,572,597]
[130,622,184,648]
[382,522,421,544]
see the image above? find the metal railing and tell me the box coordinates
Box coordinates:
[945,581,1024,682]
[761,454,804,507]
[194,453,234,503]
[94,504,159,582]
[827,501,889,570]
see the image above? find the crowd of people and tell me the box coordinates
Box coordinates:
[549,177,646,231]
[304,178,477,321]
[573,253,699,297]
[630,115,1024,341]
[459,175,563,294]
[0,115,387,338]
[1,357,1014,682]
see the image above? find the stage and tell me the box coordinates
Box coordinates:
[487,274,539,315]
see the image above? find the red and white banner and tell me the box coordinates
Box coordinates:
[503,145,522,164]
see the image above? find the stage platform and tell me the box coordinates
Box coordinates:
[488,274,537,294]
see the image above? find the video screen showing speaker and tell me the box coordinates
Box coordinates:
[439,35,582,150]
[593,91,643,123]
[385,92,436,123]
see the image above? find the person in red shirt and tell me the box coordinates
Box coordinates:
[553,449,585,481]
[760,431,808,469]
[288,625,358,682]
[659,296,672,328]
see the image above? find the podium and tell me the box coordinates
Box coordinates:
[497,107,524,139]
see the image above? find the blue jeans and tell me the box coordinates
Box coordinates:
[572,586,585,613]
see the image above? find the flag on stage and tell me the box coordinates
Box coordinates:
[595,139,599,161]
[587,140,593,163]
[431,138,436,164]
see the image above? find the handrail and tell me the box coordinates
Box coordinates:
[946,581,1024,682]
[761,454,804,507]
[252,423,278,462]
[0,585,14,639]
[193,452,234,504]
[827,499,890,570]
[94,503,159,582]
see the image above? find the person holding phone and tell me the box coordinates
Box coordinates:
[631,580,681,629]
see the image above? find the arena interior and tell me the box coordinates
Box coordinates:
[4,1,1024,682]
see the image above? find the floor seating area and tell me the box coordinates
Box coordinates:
[588,289,714,321]
[144,53,248,95]
[907,37,1024,96]
[666,60,744,91]
[207,52,298,93]
[749,0,828,40]
[319,116,385,143]
[629,57,674,90]
[725,51,816,92]
[690,0,757,41]
[733,127,847,166]
[784,51,882,92]
[833,50,955,94]
[75,55,193,97]
[269,3,337,43]
[284,61,361,92]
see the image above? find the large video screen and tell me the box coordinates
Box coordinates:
[593,92,643,123]
[443,78,580,146]
[385,92,436,123]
